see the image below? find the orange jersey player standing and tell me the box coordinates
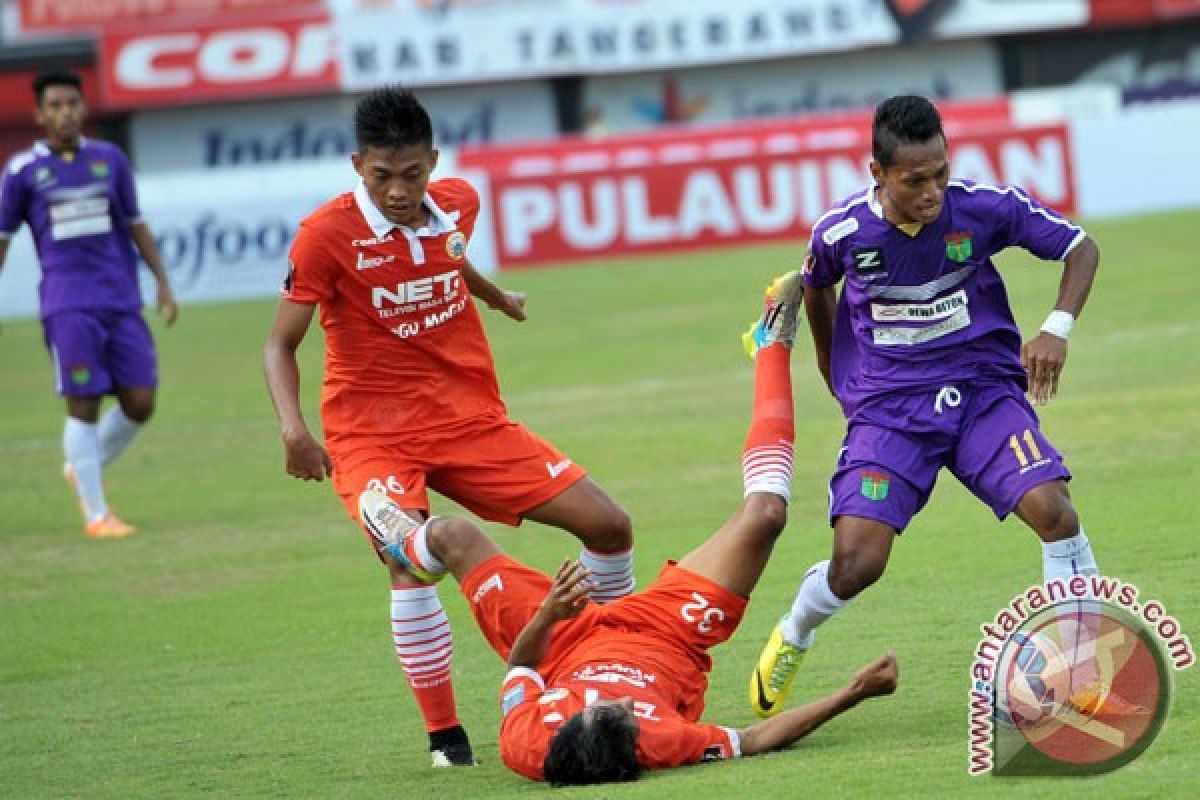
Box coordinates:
[262,87,634,768]
[356,272,899,785]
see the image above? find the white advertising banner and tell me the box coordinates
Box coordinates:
[129,83,557,172]
[330,0,1086,89]
[331,0,899,89]
[583,39,1002,134]
[934,0,1087,38]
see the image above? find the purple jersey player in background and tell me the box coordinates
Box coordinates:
[0,68,178,538]
[748,95,1122,719]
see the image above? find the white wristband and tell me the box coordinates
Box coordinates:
[1040,310,1075,340]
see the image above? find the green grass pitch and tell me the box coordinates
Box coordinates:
[1,210,1197,798]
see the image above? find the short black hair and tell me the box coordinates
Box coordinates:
[543,707,641,786]
[354,86,433,152]
[33,68,83,103]
[872,95,944,169]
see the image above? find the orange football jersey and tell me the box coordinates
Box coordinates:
[499,661,739,780]
[284,178,505,442]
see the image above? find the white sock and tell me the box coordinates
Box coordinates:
[64,418,107,522]
[1042,529,1100,683]
[1041,529,1099,581]
[781,560,847,649]
[578,547,635,604]
[98,407,142,466]
[391,585,453,689]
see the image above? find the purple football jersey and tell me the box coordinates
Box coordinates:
[0,138,144,318]
[805,180,1085,416]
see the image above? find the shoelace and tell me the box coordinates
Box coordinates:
[375,504,410,541]
[768,646,800,690]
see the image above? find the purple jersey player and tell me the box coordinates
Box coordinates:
[748,96,1121,719]
[0,68,177,538]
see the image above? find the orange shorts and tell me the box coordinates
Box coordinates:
[461,554,748,710]
[330,418,587,542]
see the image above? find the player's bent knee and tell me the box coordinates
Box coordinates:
[828,552,885,600]
[1033,493,1079,542]
[121,397,155,423]
[588,504,633,553]
[425,516,488,570]
[744,494,788,539]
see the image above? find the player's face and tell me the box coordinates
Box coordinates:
[871,136,949,225]
[35,86,85,148]
[353,144,439,229]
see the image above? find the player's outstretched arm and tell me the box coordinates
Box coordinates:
[129,222,178,327]
[263,299,332,481]
[461,258,527,321]
[1022,235,1101,406]
[507,560,592,669]
[738,652,898,757]
[804,284,838,396]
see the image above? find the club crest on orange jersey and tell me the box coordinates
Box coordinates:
[446,231,467,260]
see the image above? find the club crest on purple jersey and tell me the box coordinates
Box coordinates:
[945,232,973,263]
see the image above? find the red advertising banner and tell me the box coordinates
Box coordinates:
[99,10,338,109]
[1154,0,1200,17]
[18,0,319,34]
[1089,0,1200,24]
[0,65,100,125]
[461,103,1076,269]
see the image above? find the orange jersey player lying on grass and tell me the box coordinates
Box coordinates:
[263,86,634,767]
[356,272,899,785]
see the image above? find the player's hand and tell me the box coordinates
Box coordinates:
[283,429,333,481]
[157,284,179,327]
[1022,332,1068,406]
[539,559,593,622]
[849,652,898,700]
[489,289,527,322]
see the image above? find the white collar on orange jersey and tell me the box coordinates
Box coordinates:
[353,179,459,239]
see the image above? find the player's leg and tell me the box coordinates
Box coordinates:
[752,422,937,717]
[45,311,131,537]
[101,311,160,466]
[676,269,805,594]
[332,454,476,767]
[523,479,634,603]
[951,385,1111,711]
[429,425,635,603]
[101,386,153,465]
[951,384,1091,572]
[357,491,570,688]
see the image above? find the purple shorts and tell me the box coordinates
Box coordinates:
[828,381,1071,532]
[42,309,158,396]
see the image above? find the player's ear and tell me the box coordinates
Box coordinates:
[430,148,439,172]
[351,150,364,175]
[869,160,884,185]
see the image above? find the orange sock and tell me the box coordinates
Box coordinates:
[743,343,795,499]
[391,585,459,732]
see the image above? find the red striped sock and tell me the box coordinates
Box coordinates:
[391,585,458,733]
[743,343,795,500]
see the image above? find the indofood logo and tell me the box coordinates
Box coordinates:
[967,576,1192,776]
